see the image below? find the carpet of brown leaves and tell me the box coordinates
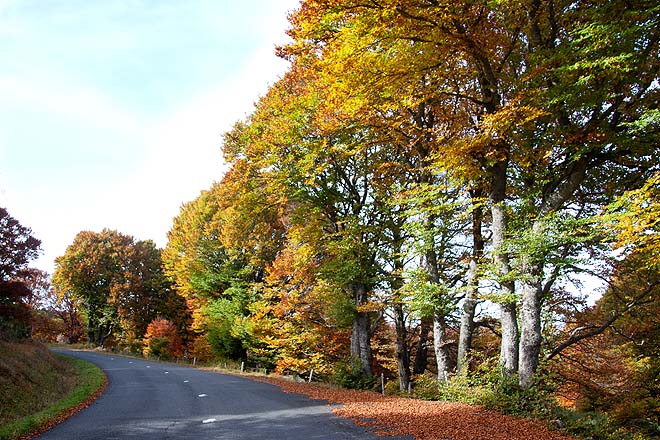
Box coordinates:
[255,376,575,440]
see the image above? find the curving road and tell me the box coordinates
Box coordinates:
[38,350,404,440]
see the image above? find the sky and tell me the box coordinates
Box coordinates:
[0,0,300,273]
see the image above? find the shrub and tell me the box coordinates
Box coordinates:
[142,318,183,359]
[331,358,378,390]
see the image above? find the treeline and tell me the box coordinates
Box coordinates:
[158,0,658,429]
[160,0,660,389]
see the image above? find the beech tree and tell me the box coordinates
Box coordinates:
[163,170,283,361]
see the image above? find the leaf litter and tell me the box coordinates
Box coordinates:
[253,376,575,440]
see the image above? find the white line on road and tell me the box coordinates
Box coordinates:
[198,394,208,397]
[202,418,216,424]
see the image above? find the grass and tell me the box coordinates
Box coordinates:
[0,341,106,439]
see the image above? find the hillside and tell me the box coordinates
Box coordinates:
[0,341,77,427]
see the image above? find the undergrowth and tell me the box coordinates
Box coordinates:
[404,362,657,440]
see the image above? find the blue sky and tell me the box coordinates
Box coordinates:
[0,0,300,272]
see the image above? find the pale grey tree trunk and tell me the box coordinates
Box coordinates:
[518,277,542,388]
[458,195,484,373]
[517,162,588,388]
[490,161,518,377]
[457,258,478,373]
[422,246,451,381]
[499,301,519,376]
[434,314,451,381]
[494,204,518,377]
[350,282,373,376]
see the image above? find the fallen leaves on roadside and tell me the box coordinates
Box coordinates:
[254,376,575,440]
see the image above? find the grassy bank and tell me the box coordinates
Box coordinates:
[0,341,106,439]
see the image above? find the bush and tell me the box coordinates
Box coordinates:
[331,358,378,390]
[142,318,183,359]
[409,363,653,440]
[411,373,493,406]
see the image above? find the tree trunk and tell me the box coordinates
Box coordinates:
[393,303,411,391]
[350,282,373,376]
[490,160,518,377]
[518,277,542,388]
[413,317,432,375]
[518,219,546,388]
[458,193,484,373]
[433,314,451,381]
[517,162,589,387]
[423,246,451,381]
[500,302,519,376]
[457,258,478,373]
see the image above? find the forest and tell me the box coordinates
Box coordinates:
[1,0,659,439]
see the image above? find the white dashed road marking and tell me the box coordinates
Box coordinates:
[198,394,208,398]
[202,418,216,424]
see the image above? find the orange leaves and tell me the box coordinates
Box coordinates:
[142,318,184,359]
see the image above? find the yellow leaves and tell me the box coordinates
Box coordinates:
[356,301,385,314]
[435,99,546,178]
[606,173,660,270]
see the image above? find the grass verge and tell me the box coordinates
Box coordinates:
[0,352,107,440]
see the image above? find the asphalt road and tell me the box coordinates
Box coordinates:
[38,350,404,440]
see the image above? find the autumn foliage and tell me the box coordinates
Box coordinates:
[142,318,184,360]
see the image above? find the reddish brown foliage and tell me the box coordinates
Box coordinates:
[143,318,184,359]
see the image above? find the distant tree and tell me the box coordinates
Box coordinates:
[0,207,41,339]
[0,281,33,339]
[0,207,41,282]
[53,229,189,347]
[53,229,132,345]
[14,268,50,310]
[49,287,86,344]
